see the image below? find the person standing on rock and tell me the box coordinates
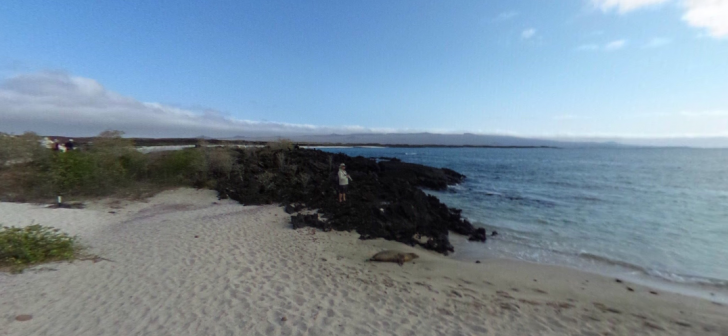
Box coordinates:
[338,163,353,203]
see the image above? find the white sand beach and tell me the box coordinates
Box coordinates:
[1,188,727,336]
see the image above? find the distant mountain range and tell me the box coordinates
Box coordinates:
[229,133,627,148]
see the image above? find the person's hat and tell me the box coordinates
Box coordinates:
[340,163,346,167]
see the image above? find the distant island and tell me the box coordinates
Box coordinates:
[34,132,728,148]
[42,136,558,149]
[40,133,624,149]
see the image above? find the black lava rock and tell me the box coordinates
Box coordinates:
[291,213,328,231]
[214,147,475,255]
[468,228,487,242]
[284,204,296,214]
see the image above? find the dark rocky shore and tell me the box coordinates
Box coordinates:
[214,147,486,254]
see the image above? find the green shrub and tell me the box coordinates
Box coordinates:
[90,130,135,156]
[150,148,206,182]
[35,130,142,195]
[88,130,138,188]
[46,151,131,196]
[0,129,240,201]
[119,151,149,179]
[48,151,98,194]
[0,224,80,272]
[0,132,49,168]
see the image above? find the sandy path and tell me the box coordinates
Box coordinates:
[1,188,727,335]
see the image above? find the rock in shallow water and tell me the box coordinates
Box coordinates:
[468,228,487,242]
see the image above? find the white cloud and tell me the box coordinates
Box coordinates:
[2,71,725,144]
[0,72,390,138]
[590,0,728,39]
[643,37,672,48]
[591,0,671,13]
[521,28,537,39]
[494,11,519,21]
[577,39,628,51]
[682,0,728,38]
[604,39,628,50]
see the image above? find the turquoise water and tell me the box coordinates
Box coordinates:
[320,147,728,297]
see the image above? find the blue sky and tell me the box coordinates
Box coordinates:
[1,0,727,139]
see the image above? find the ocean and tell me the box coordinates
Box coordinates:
[318,147,728,302]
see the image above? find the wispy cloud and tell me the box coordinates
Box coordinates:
[577,39,628,51]
[0,72,393,138]
[604,39,628,50]
[682,0,728,38]
[493,11,519,22]
[591,0,670,13]
[643,37,672,48]
[3,72,725,142]
[590,0,728,38]
[521,28,537,39]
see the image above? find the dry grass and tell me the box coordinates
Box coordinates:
[206,148,234,178]
[267,139,294,151]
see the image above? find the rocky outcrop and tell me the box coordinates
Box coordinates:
[468,228,487,242]
[214,147,485,254]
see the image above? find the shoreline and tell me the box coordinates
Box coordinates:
[1,188,727,335]
[447,232,728,306]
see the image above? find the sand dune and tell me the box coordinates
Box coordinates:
[1,188,727,335]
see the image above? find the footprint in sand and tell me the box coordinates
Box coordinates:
[593,302,621,314]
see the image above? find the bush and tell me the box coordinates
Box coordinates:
[0,130,241,201]
[299,172,311,189]
[0,132,49,168]
[276,152,286,171]
[48,150,98,194]
[119,151,149,179]
[88,130,139,186]
[36,130,141,195]
[267,139,294,151]
[0,224,80,272]
[206,148,233,178]
[149,148,207,183]
[257,171,276,190]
